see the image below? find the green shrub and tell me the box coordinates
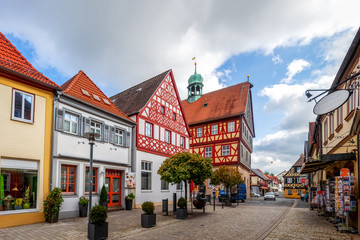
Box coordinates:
[100,185,108,202]
[142,201,155,214]
[79,196,89,206]
[89,204,107,224]
[43,188,64,222]
[177,197,187,209]
[126,193,135,200]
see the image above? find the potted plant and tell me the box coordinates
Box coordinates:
[3,195,13,211]
[99,185,108,211]
[88,204,108,240]
[79,196,89,217]
[141,201,156,228]
[23,185,31,209]
[125,193,135,210]
[176,197,187,219]
[43,187,64,223]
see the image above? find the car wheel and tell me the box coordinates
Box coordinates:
[274,198,276,201]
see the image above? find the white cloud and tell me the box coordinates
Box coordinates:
[282,59,311,83]
[272,55,283,64]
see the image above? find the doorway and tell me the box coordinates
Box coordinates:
[105,169,122,207]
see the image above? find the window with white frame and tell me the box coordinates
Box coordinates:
[115,129,124,145]
[165,130,171,143]
[161,179,169,190]
[145,122,153,137]
[64,112,78,135]
[196,127,203,137]
[349,83,355,113]
[12,89,34,123]
[141,161,152,190]
[205,147,212,158]
[222,145,230,156]
[180,136,185,148]
[91,121,101,140]
[287,178,293,184]
[338,106,343,126]
[211,125,218,135]
[176,182,182,191]
[228,121,235,132]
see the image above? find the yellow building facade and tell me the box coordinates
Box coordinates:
[0,32,59,228]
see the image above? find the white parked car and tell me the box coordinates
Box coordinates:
[264,192,276,201]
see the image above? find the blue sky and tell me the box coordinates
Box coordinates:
[1,1,360,175]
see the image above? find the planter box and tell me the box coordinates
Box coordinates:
[125,199,133,210]
[88,222,108,240]
[176,208,187,219]
[141,213,156,228]
[46,212,59,223]
[79,204,88,217]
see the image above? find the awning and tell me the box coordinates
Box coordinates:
[261,186,267,189]
[300,152,356,174]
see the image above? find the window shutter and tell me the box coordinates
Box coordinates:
[83,118,91,134]
[125,131,131,147]
[101,124,105,141]
[78,115,83,136]
[104,125,110,142]
[109,127,115,144]
[55,108,64,131]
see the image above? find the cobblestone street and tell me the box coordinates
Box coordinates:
[0,198,359,240]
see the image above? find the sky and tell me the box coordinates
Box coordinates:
[1,1,360,175]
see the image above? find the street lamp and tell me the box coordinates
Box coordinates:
[84,131,100,223]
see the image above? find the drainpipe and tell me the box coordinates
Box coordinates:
[50,90,62,191]
[131,125,136,173]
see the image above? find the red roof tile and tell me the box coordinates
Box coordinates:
[293,154,305,167]
[61,70,134,122]
[181,82,251,125]
[0,32,59,89]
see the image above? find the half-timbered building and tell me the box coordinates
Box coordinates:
[111,69,190,205]
[181,64,255,198]
[284,154,306,199]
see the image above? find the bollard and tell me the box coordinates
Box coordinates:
[173,193,177,214]
[213,195,215,211]
[162,198,168,216]
[206,194,211,204]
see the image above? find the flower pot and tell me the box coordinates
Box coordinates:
[23,203,30,209]
[100,201,108,211]
[141,213,156,228]
[88,222,108,240]
[125,199,133,210]
[79,204,88,217]
[47,212,59,223]
[176,208,187,219]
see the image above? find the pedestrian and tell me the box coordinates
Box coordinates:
[305,192,309,202]
[301,192,304,201]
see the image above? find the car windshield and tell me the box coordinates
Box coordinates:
[265,192,273,195]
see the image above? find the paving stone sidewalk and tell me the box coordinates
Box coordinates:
[265,200,357,240]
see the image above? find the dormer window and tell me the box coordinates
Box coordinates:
[93,94,101,101]
[81,89,90,96]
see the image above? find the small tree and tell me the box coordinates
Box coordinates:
[210,166,243,205]
[157,152,213,204]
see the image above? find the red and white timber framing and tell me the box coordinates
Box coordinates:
[136,71,190,156]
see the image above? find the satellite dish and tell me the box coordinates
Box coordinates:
[313,90,351,115]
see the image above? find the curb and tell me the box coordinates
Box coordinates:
[255,200,296,240]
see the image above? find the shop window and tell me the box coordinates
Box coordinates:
[12,89,34,123]
[297,189,302,195]
[61,165,77,194]
[0,159,38,212]
[85,167,98,194]
[288,189,292,195]
[161,180,169,191]
[141,161,152,190]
